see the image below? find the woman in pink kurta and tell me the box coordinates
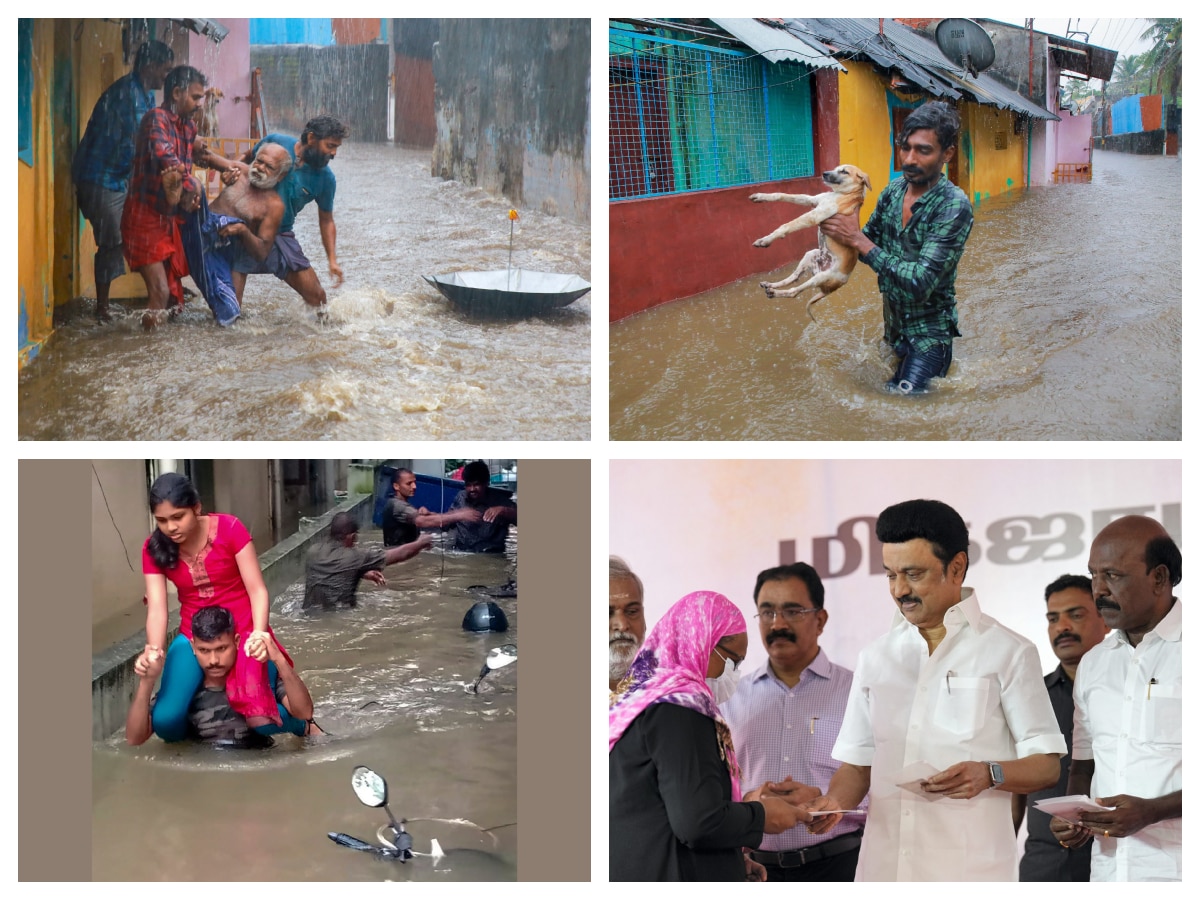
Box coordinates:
[137,472,294,741]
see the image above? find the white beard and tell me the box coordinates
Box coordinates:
[248,168,279,189]
[609,634,640,683]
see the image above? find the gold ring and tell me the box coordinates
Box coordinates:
[1059,841,1069,848]
[1104,830,1109,837]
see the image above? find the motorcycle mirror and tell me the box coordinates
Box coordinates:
[486,644,518,670]
[351,765,388,808]
[470,643,517,693]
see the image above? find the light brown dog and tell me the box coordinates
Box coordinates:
[199,87,224,137]
[750,164,872,321]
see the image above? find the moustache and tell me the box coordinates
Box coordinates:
[766,629,796,644]
[1094,598,1120,612]
[1054,633,1080,646]
[609,631,637,646]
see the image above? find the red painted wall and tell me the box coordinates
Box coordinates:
[395,54,434,147]
[610,68,841,322]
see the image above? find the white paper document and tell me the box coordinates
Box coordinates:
[894,761,944,802]
[1032,795,1116,823]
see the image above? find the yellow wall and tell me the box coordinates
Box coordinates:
[17,21,57,368]
[833,59,1028,219]
[834,60,894,223]
[959,104,1026,206]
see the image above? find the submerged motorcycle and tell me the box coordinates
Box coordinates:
[328,766,442,863]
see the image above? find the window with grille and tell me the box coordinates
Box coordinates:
[610,26,815,201]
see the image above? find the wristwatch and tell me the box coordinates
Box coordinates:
[985,761,1005,788]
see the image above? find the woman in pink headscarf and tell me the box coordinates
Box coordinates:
[609,590,811,881]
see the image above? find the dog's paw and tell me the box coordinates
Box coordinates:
[762,286,777,299]
[752,237,772,249]
[749,193,765,203]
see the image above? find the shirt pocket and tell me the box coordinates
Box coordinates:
[1143,682,1182,746]
[937,676,990,738]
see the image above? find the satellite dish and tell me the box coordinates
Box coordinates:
[935,18,996,77]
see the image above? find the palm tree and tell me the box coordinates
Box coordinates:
[1140,18,1181,104]
[1108,53,1145,100]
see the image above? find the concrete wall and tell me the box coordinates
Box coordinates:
[251,43,391,141]
[213,460,273,543]
[184,19,252,141]
[836,60,895,222]
[91,460,153,627]
[431,19,590,224]
[959,105,1025,206]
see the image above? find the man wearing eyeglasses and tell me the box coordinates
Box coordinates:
[720,563,862,881]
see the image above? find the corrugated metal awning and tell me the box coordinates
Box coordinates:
[711,18,844,71]
[785,18,1059,121]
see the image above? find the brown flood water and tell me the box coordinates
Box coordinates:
[21,143,590,440]
[92,531,517,881]
[610,150,1181,441]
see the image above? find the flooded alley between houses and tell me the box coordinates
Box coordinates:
[610,150,1181,441]
[20,143,591,441]
[92,529,518,882]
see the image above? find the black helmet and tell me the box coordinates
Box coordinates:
[462,600,509,633]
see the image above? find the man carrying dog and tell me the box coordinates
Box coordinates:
[819,100,974,394]
[234,114,348,310]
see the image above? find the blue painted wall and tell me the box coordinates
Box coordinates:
[250,19,334,46]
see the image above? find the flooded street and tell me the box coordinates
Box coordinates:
[92,531,518,881]
[21,143,590,440]
[610,150,1181,440]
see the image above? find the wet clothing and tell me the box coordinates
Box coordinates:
[448,487,516,553]
[250,133,336,233]
[885,336,953,394]
[72,70,155,192]
[861,174,974,356]
[382,497,420,547]
[185,662,290,745]
[179,191,243,326]
[303,539,386,610]
[127,106,198,215]
[232,230,312,277]
[75,182,129,286]
[1073,600,1182,882]
[1020,664,1092,882]
[143,513,290,733]
[121,104,198,305]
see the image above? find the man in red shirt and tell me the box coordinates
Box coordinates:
[121,64,236,329]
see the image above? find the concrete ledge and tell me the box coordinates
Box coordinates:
[91,494,372,741]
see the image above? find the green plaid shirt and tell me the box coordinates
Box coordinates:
[861,174,974,354]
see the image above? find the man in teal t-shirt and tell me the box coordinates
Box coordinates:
[234,114,348,309]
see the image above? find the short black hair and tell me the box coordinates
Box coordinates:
[392,467,414,485]
[302,114,349,143]
[1044,574,1094,603]
[900,101,961,154]
[753,562,826,610]
[1145,534,1182,587]
[463,460,491,485]
[330,511,359,541]
[135,40,174,70]
[876,499,970,575]
[164,64,207,98]
[192,605,235,642]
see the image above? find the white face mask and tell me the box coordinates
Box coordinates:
[707,652,742,705]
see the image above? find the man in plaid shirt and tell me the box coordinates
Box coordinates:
[72,40,174,321]
[821,101,974,394]
[121,64,236,329]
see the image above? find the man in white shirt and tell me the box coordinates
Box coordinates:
[806,499,1065,881]
[1049,515,1182,881]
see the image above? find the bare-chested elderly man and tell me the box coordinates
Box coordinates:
[179,141,291,326]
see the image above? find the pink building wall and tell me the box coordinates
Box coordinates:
[185,19,252,140]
